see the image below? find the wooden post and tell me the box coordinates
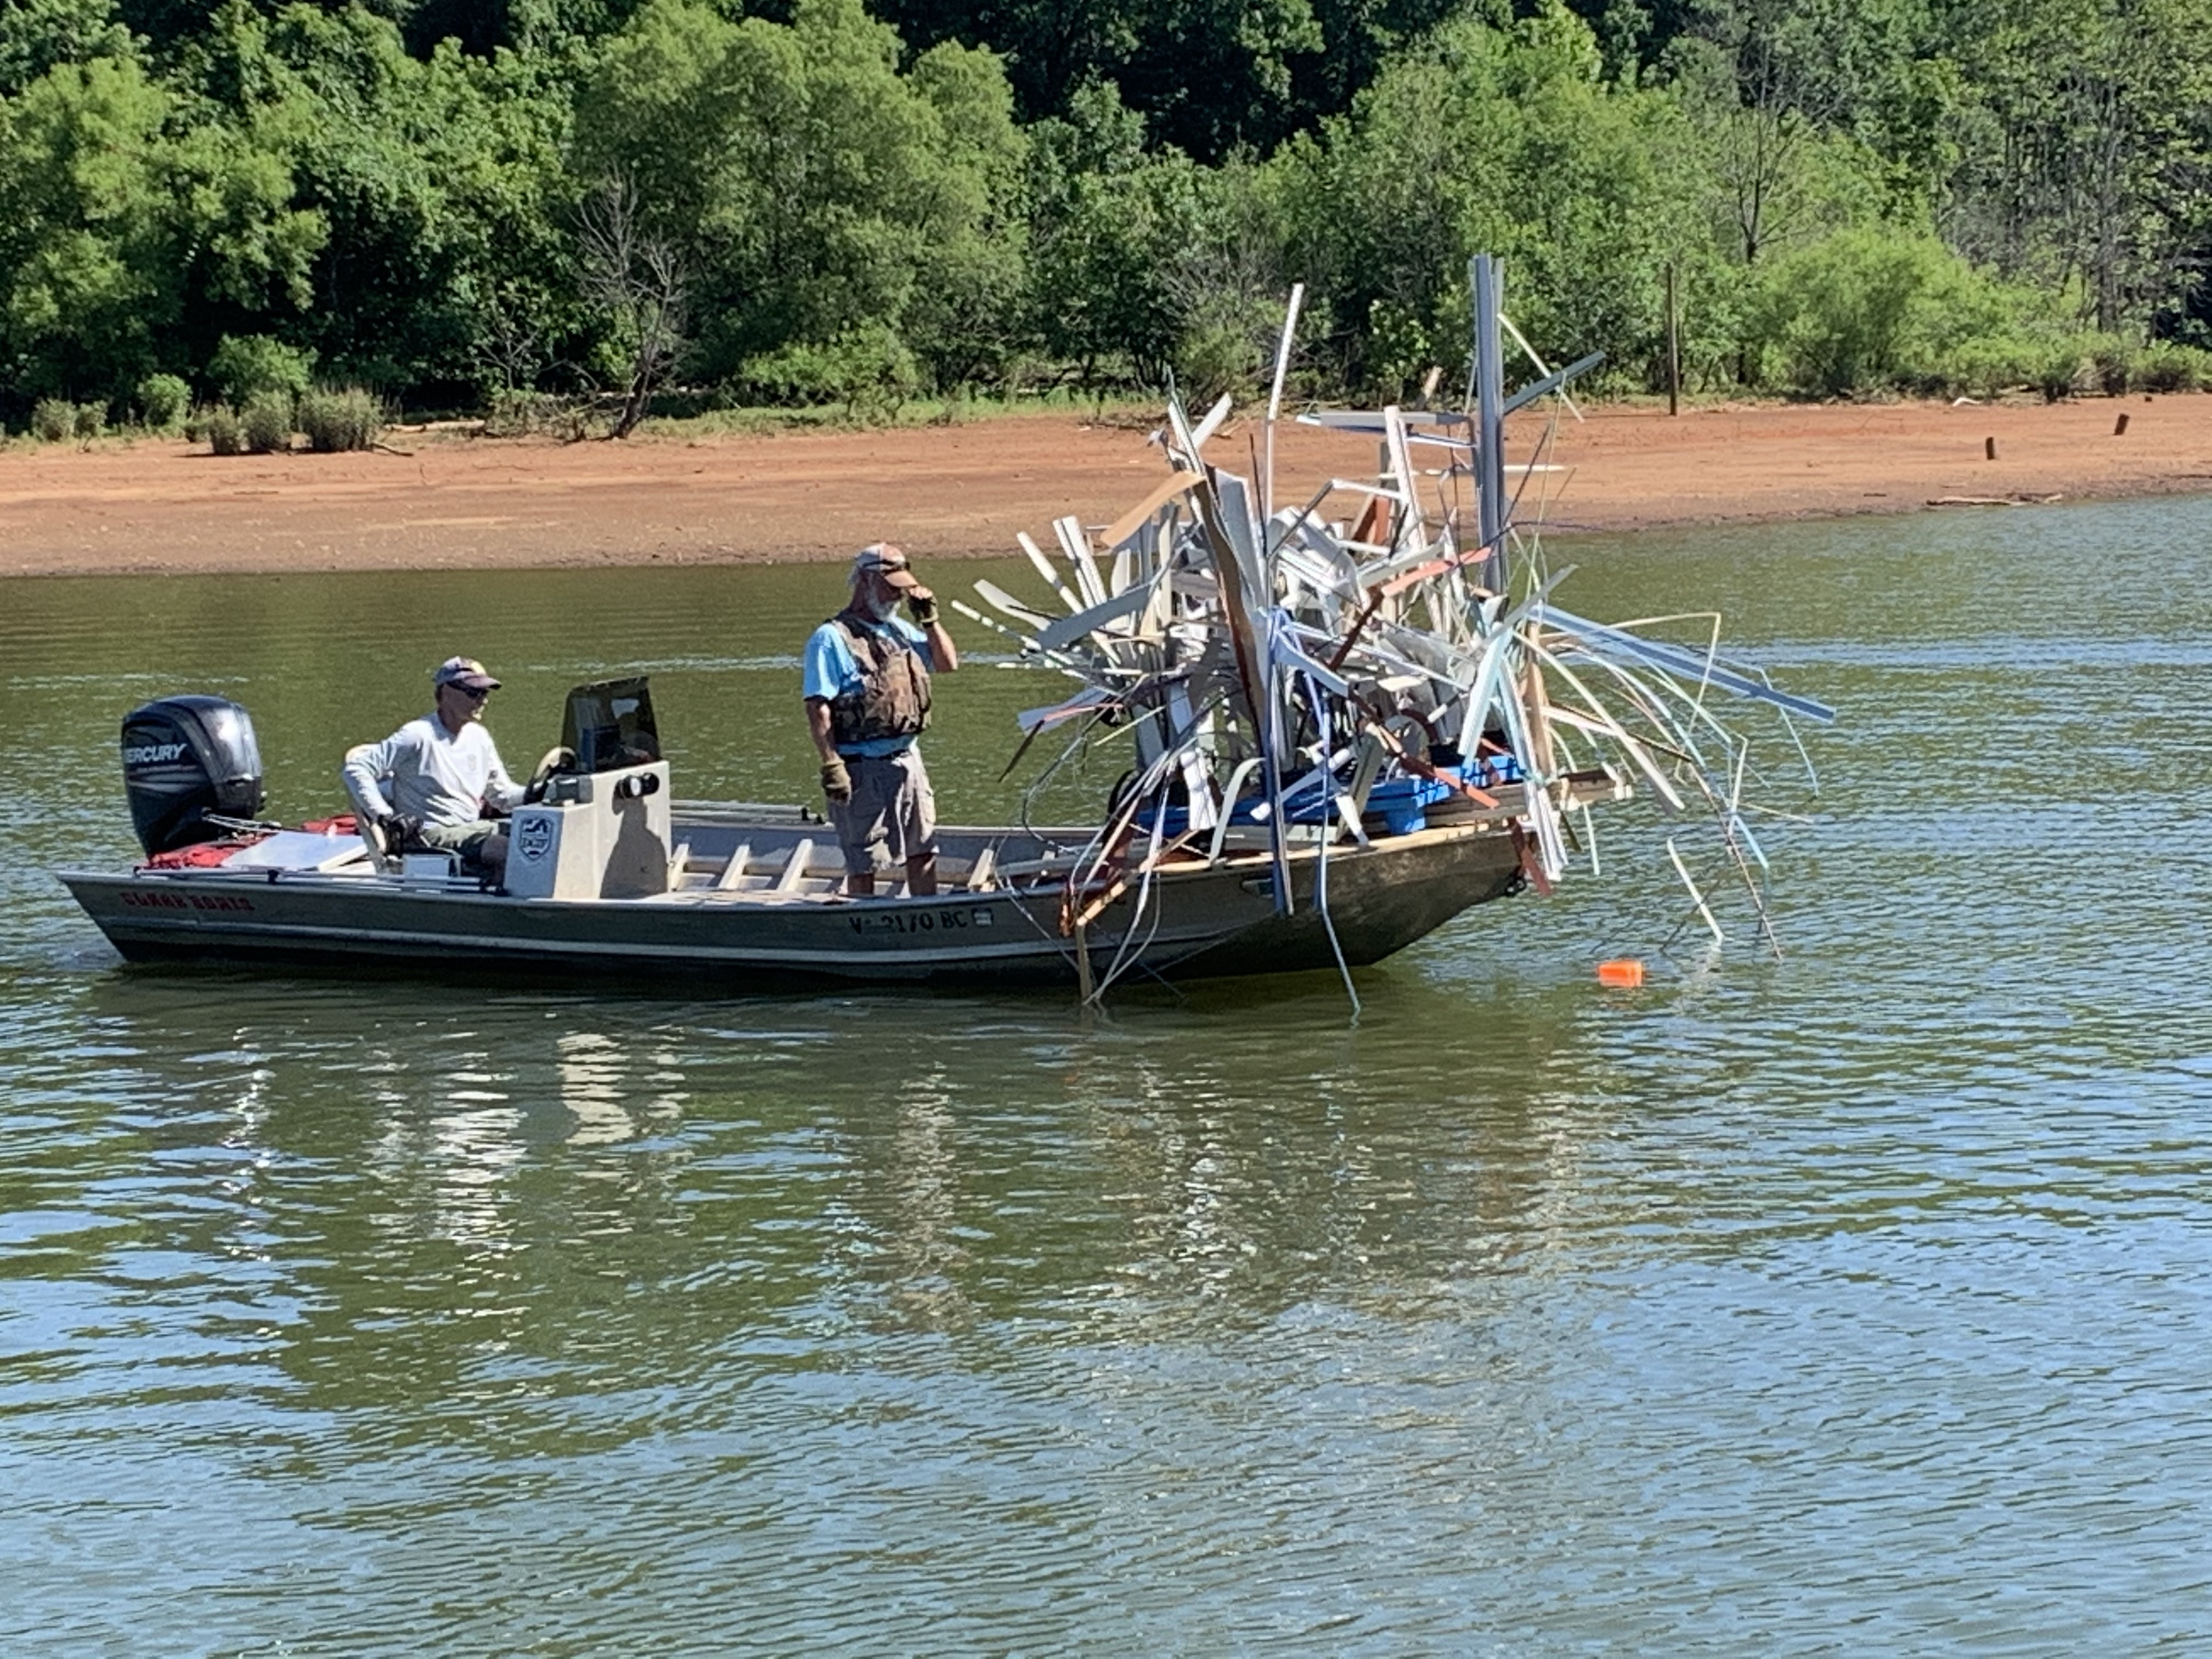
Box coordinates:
[1665,261,1681,417]
[1985,436,1999,460]
[2115,411,2130,436]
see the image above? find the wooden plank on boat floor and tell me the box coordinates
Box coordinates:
[967,846,998,891]
[714,842,752,891]
[774,838,815,893]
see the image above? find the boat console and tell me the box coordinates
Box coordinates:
[505,761,672,900]
[499,676,673,900]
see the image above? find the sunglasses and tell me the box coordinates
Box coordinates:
[448,685,491,702]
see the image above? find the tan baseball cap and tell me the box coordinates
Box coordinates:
[851,544,918,589]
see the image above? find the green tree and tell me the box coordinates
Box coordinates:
[874,0,1491,161]
[175,2,577,397]
[1747,223,2019,392]
[572,0,1027,388]
[1939,0,2212,334]
[1025,82,1203,385]
[902,38,1030,388]
[1274,1,1708,390]
[2,0,128,97]
[0,44,323,411]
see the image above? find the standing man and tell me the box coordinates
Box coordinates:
[803,543,960,896]
[342,656,526,883]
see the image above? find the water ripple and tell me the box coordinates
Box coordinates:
[3,509,2210,1652]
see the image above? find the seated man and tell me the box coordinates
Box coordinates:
[342,656,524,882]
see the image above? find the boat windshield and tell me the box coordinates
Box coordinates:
[561,676,660,773]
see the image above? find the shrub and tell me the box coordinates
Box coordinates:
[240,391,292,453]
[1173,320,1260,408]
[2136,342,2207,392]
[209,335,315,404]
[1751,228,2019,397]
[2090,336,2132,396]
[32,398,74,443]
[483,388,590,440]
[1363,298,1435,403]
[75,401,108,439]
[204,404,245,455]
[297,386,383,453]
[741,323,921,421]
[1939,334,2036,399]
[2033,334,2096,402]
[137,374,190,431]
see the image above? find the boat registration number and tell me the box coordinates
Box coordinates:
[849,907,995,938]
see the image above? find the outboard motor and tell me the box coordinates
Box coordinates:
[121,695,266,856]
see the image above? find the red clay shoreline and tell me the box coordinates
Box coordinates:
[6,395,2212,578]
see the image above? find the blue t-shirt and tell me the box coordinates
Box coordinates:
[803,614,933,758]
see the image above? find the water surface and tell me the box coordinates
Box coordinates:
[3,505,2209,1654]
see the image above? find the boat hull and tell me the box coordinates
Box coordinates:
[56,820,1533,991]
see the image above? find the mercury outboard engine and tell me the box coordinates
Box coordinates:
[121,695,267,856]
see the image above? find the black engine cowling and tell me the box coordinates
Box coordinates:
[122,696,267,856]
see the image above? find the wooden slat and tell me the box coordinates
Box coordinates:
[714,842,752,890]
[973,579,1053,631]
[1099,473,1198,551]
[966,846,998,891]
[1189,392,1234,449]
[1054,516,1108,608]
[1016,533,1081,612]
[1035,584,1152,654]
[773,838,815,893]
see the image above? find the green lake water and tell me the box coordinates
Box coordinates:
[2,503,2208,1654]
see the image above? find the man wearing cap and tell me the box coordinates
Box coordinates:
[803,543,960,896]
[342,657,526,882]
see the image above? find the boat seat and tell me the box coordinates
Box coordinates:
[342,744,393,870]
[397,849,466,885]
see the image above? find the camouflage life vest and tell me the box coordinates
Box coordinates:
[827,609,931,748]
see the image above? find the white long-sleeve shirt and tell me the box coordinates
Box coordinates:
[342,715,523,829]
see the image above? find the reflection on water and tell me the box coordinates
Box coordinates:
[4,504,2211,1652]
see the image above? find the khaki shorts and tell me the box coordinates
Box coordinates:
[416,818,505,874]
[828,748,938,874]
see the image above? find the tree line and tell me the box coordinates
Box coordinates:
[7,0,2212,432]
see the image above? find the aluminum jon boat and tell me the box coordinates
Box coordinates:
[57,788,1628,989]
[57,675,1629,990]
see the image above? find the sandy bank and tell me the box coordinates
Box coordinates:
[5,395,2211,578]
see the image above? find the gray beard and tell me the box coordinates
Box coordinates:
[857,591,898,622]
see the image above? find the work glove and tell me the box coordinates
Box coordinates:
[820,758,853,804]
[378,812,422,851]
[906,588,939,627]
